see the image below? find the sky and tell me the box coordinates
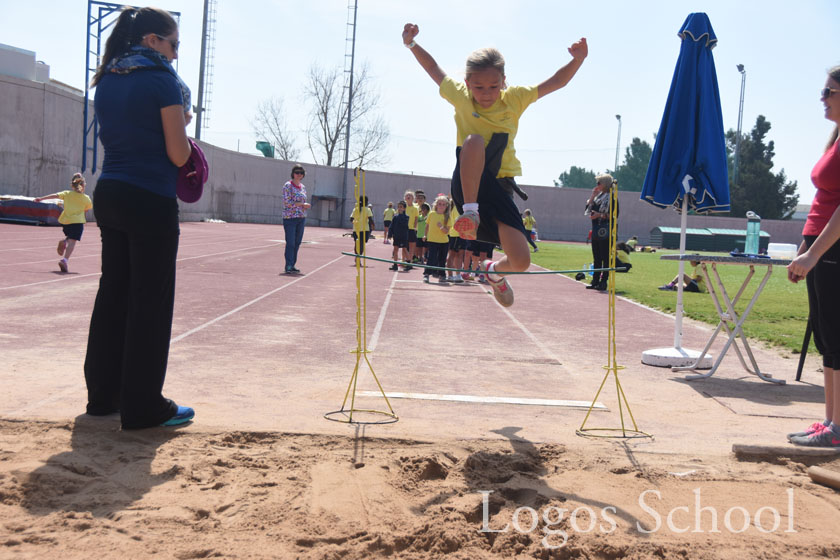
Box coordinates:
[2,0,839,205]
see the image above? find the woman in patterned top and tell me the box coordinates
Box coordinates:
[282,164,310,274]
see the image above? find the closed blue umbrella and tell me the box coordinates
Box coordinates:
[641,12,729,213]
[640,12,729,367]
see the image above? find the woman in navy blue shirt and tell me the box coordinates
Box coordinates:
[85,6,194,429]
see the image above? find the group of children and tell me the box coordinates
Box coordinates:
[382,189,498,285]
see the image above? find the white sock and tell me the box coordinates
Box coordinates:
[463,203,479,214]
[486,262,502,282]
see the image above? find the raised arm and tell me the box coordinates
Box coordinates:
[536,38,588,99]
[33,193,62,203]
[402,23,446,87]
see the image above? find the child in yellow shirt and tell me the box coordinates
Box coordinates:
[34,172,93,273]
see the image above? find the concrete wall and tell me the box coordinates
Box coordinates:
[1,71,807,245]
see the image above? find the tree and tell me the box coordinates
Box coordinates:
[726,115,798,219]
[250,96,300,161]
[303,62,389,168]
[554,166,596,189]
[612,137,652,192]
[251,62,390,168]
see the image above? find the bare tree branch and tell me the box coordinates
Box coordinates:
[303,62,389,167]
[250,96,299,161]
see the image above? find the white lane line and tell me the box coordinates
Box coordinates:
[170,255,343,344]
[475,276,565,366]
[357,390,606,409]
[368,271,399,352]
[0,241,283,291]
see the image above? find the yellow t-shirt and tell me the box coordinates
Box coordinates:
[350,205,373,232]
[448,207,460,238]
[439,76,539,178]
[523,215,536,230]
[691,265,706,293]
[425,211,450,243]
[405,203,419,231]
[57,190,93,225]
[383,207,395,221]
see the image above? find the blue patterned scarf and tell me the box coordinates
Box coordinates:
[105,46,191,112]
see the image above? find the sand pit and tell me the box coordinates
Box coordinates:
[2,418,840,559]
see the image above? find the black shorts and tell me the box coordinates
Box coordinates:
[685,279,700,292]
[408,230,417,243]
[470,240,495,256]
[384,220,392,228]
[415,238,426,248]
[62,223,84,241]
[449,236,468,251]
[392,238,408,249]
[451,132,529,246]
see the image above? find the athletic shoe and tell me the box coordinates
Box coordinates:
[58,258,68,273]
[161,405,195,427]
[787,422,829,441]
[423,276,430,283]
[291,267,301,274]
[479,260,513,307]
[658,284,675,291]
[790,426,840,448]
[461,272,472,281]
[57,239,66,256]
[477,274,488,284]
[453,210,479,240]
[389,264,399,271]
[383,240,390,244]
[404,265,413,271]
[533,246,539,253]
[451,274,463,283]
[585,283,599,290]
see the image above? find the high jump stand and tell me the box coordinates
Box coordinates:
[577,181,651,440]
[324,168,398,425]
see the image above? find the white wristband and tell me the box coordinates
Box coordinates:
[405,40,416,49]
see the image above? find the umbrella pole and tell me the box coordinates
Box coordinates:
[674,194,689,349]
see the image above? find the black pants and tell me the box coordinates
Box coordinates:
[84,179,179,429]
[590,238,610,287]
[425,241,449,278]
[805,235,840,369]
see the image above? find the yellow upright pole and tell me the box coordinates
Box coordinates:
[577,180,650,439]
[325,168,397,425]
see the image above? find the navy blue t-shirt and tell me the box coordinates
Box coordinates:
[95,70,184,198]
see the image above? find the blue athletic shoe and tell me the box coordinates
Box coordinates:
[161,406,195,426]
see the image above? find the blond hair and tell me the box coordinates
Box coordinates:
[433,195,450,225]
[595,173,614,187]
[465,47,505,79]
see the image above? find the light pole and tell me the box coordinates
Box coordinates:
[614,114,622,172]
[734,64,746,188]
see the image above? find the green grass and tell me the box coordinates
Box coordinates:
[529,241,812,355]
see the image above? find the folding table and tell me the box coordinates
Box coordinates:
[660,254,792,385]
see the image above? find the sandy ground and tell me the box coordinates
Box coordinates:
[4,223,840,558]
[2,417,840,559]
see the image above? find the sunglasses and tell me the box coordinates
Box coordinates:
[154,34,179,51]
[293,170,305,176]
[821,87,839,99]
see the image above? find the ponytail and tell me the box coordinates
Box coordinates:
[91,6,178,86]
[70,173,85,193]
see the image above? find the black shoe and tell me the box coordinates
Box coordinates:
[291,267,301,273]
[585,283,599,290]
[596,283,607,291]
[389,264,398,271]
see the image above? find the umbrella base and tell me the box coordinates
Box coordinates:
[641,347,713,369]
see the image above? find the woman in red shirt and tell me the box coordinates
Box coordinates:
[787,66,840,448]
